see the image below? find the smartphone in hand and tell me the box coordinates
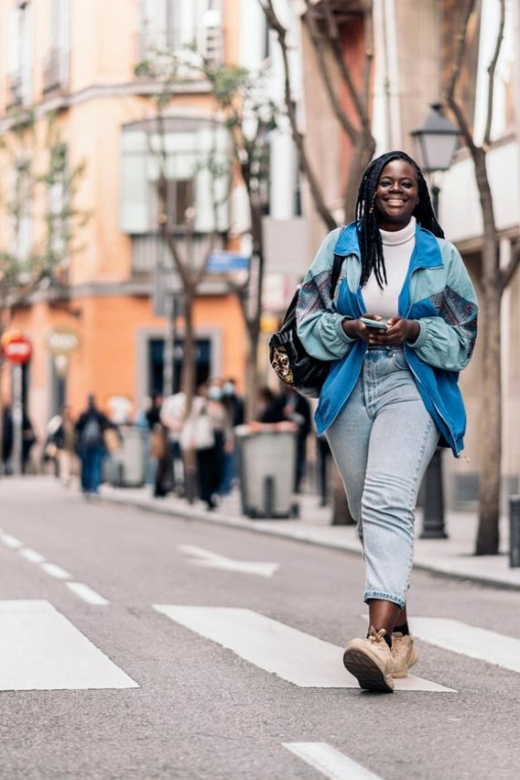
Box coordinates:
[359,317,389,330]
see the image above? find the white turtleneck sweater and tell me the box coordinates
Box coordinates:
[361,216,416,319]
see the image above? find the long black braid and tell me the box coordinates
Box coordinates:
[355,150,444,289]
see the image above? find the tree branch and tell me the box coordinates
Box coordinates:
[303,0,359,138]
[444,0,479,156]
[258,0,337,230]
[499,237,520,294]
[483,0,505,146]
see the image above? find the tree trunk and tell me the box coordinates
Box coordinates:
[179,287,198,504]
[472,145,501,555]
[475,262,501,555]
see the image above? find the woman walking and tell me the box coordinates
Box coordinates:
[296,151,478,692]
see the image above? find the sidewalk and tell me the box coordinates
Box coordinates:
[100,483,520,592]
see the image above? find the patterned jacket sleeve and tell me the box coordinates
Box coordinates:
[409,241,478,371]
[296,229,355,361]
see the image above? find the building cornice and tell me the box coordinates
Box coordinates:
[0,79,212,132]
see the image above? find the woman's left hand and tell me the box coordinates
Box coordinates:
[367,316,420,346]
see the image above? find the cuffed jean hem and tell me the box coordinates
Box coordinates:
[364,590,406,610]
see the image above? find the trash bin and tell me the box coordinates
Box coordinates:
[111,427,146,487]
[235,423,297,519]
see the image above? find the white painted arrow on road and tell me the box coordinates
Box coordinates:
[178,545,279,577]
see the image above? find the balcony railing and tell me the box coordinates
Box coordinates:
[131,232,225,277]
[43,48,69,95]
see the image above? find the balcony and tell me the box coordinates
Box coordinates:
[135,23,224,73]
[42,48,69,96]
[131,232,225,279]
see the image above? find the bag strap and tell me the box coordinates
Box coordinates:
[329,253,343,299]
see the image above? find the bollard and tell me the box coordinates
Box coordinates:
[509,496,520,568]
[420,448,448,539]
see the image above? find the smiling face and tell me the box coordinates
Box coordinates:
[373,159,419,231]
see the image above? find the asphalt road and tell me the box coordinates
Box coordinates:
[0,477,519,780]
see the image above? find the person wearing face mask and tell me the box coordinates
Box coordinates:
[296,151,478,693]
[181,381,232,510]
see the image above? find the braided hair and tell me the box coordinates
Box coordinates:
[355,150,444,288]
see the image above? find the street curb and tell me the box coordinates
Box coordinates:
[100,490,520,593]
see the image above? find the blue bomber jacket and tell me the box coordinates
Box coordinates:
[296,222,478,456]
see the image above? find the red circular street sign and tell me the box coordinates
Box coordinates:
[1,331,32,365]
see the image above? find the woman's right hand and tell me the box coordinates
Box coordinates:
[342,316,381,342]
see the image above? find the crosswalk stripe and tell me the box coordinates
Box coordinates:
[412,618,520,673]
[66,582,109,606]
[41,562,71,580]
[154,606,454,691]
[283,743,385,780]
[1,534,23,549]
[19,548,46,564]
[0,600,138,690]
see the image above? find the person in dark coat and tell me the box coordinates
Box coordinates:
[75,394,110,497]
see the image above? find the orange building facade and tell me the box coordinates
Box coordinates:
[0,0,251,438]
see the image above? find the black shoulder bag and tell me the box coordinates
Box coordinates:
[268,252,345,399]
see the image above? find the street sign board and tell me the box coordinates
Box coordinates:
[1,331,32,365]
[206,251,250,274]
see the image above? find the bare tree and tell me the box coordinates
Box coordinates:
[258,0,376,227]
[199,63,278,421]
[259,0,376,517]
[446,0,520,555]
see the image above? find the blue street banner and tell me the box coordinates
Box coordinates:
[206,251,250,274]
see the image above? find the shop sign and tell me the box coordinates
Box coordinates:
[46,326,80,356]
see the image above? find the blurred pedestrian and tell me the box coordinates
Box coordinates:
[75,394,110,497]
[278,385,312,493]
[21,411,37,474]
[256,386,285,424]
[160,391,186,495]
[220,378,243,495]
[296,150,478,692]
[53,406,77,487]
[180,381,231,510]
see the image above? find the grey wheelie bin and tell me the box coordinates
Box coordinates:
[111,427,146,487]
[235,423,297,519]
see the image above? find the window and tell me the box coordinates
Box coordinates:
[139,0,222,66]
[43,0,70,93]
[9,160,32,264]
[120,118,232,235]
[8,1,32,106]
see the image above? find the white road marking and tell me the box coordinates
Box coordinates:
[19,548,46,564]
[154,606,454,691]
[178,544,279,577]
[412,617,520,674]
[0,600,138,690]
[284,743,385,780]
[1,534,23,549]
[66,582,109,606]
[41,562,71,580]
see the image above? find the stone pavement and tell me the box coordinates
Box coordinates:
[99,483,520,592]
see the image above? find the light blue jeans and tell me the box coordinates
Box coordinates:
[326,347,439,609]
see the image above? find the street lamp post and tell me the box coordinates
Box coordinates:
[411,103,460,540]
